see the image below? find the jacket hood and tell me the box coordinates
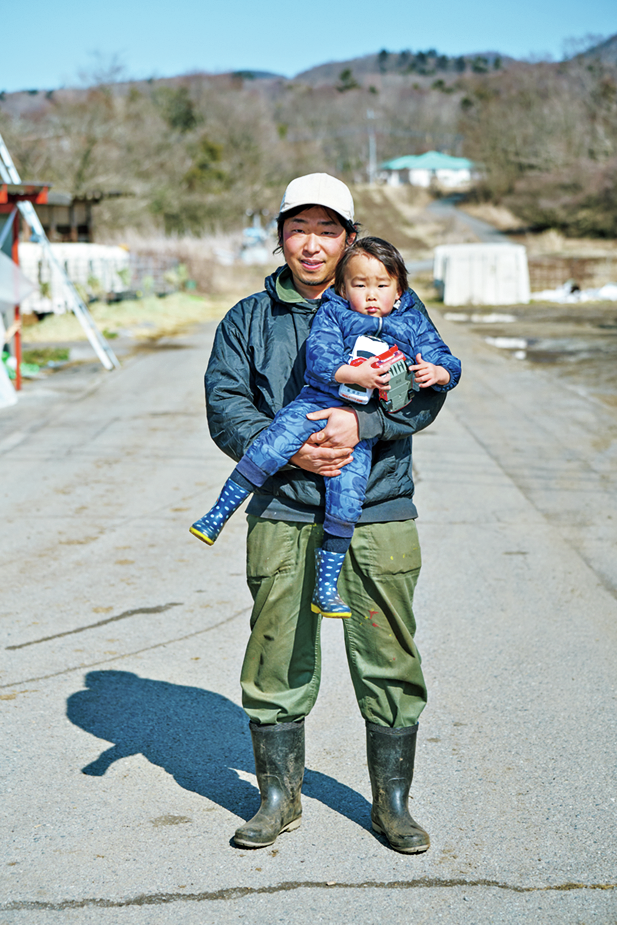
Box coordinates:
[264,265,321,313]
[264,265,286,301]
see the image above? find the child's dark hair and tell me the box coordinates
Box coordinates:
[334,236,408,297]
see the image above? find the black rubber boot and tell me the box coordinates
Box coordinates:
[366,721,430,854]
[234,720,305,848]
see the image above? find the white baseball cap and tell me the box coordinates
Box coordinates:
[279,173,354,224]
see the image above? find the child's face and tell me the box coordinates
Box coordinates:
[342,254,400,317]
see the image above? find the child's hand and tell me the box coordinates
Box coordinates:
[409,353,451,388]
[336,359,392,391]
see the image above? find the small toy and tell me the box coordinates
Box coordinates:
[337,335,385,405]
[374,344,420,413]
[338,335,419,413]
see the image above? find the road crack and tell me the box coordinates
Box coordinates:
[0,608,249,689]
[6,603,184,650]
[3,878,615,910]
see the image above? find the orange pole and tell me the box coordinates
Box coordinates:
[11,208,21,391]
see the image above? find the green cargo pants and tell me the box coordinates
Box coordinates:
[241,516,427,728]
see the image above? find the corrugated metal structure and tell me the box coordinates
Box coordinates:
[434,243,530,306]
[26,190,126,242]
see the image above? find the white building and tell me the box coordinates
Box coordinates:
[380,151,475,189]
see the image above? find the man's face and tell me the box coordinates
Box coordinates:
[282,206,350,299]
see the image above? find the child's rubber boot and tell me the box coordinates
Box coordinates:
[311,548,352,618]
[190,479,250,546]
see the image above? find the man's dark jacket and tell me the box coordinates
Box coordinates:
[205,266,450,524]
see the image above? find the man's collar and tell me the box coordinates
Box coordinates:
[276,266,323,306]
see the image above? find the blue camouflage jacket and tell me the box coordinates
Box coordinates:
[305,287,461,400]
[205,266,460,524]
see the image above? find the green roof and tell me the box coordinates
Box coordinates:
[380,151,473,171]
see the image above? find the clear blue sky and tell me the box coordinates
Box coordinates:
[3,0,615,92]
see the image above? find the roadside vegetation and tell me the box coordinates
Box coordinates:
[21,292,226,343]
[1,38,615,242]
[21,258,281,342]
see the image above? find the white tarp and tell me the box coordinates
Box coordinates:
[18,242,130,314]
[0,310,18,409]
[0,248,35,312]
[434,243,530,306]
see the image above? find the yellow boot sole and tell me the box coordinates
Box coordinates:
[310,603,351,619]
[189,526,215,546]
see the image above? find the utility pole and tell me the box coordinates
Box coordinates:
[367,110,377,185]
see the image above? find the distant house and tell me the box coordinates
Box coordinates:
[18,191,99,243]
[379,151,475,189]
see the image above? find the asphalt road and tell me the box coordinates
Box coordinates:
[1,316,616,924]
[407,196,509,276]
[426,196,510,244]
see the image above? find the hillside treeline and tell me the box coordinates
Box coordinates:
[1,50,615,237]
[461,56,617,236]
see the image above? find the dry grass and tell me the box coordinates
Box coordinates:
[22,249,285,345]
[350,185,487,258]
[351,185,433,259]
[22,292,232,344]
[408,272,441,305]
[521,229,617,259]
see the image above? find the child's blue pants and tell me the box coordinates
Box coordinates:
[235,387,375,538]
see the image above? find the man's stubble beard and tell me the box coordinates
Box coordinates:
[295,270,335,289]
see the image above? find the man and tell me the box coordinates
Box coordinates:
[205,174,448,854]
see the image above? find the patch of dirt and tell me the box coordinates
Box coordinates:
[351,185,433,258]
[458,202,526,232]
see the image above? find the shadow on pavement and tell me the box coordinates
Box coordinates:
[67,670,371,828]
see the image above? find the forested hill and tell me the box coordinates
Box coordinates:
[580,33,617,63]
[1,35,615,238]
[295,49,513,85]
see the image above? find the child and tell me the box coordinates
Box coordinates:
[191,236,461,618]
